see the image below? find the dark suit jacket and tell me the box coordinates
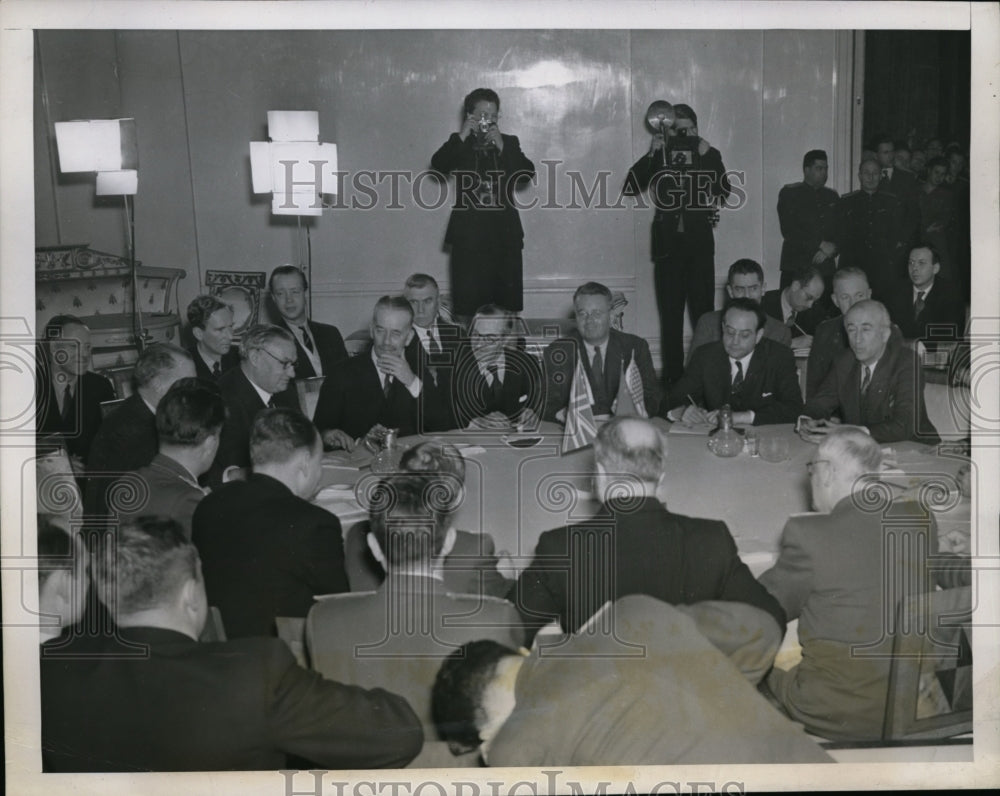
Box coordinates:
[777,181,840,274]
[343,521,512,598]
[761,289,828,336]
[514,497,786,644]
[83,392,158,515]
[806,315,904,400]
[35,364,115,463]
[542,329,660,421]
[190,346,240,383]
[451,344,544,427]
[835,189,907,298]
[276,317,349,379]
[759,496,948,740]
[687,309,791,364]
[802,337,939,443]
[666,338,803,424]
[119,453,206,540]
[206,366,300,486]
[41,626,422,771]
[306,574,524,733]
[884,277,965,346]
[191,473,348,637]
[406,319,466,432]
[314,347,437,439]
[879,167,920,248]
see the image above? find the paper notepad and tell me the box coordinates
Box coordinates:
[668,421,714,436]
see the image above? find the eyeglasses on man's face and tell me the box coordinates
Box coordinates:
[259,347,297,371]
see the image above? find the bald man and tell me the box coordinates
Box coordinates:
[514,416,785,645]
[799,300,938,443]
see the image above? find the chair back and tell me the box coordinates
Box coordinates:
[99,398,126,418]
[883,585,972,740]
[295,375,326,420]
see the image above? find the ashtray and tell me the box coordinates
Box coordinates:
[501,435,544,448]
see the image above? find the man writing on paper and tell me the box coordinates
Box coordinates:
[663,298,803,427]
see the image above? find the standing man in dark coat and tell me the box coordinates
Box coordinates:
[431,88,535,318]
[836,158,907,301]
[625,102,731,386]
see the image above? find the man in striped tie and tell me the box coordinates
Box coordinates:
[798,300,938,443]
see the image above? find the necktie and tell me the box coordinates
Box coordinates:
[786,309,798,329]
[267,396,277,409]
[914,291,926,318]
[732,360,744,392]
[61,383,75,425]
[212,360,221,378]
[382,373,392,397]
[300,325,315,354]
[427,329,441,356]
[591,346,604,388]
[881,168,890,180]
[860,365,872,397]
[487,363,503,404]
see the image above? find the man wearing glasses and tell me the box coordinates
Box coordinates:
[542,281,660,423]
[207,324,301,485]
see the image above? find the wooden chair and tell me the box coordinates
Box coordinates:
[882,585,972,741]
[275,616,308,669]
[99,398,126,418]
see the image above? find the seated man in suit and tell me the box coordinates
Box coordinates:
[885,245,965,351]
[186,295,239,382]
[404,272,465,432]
[761,263,827,347]
[759,428,964,740]
[799,299,939,444]
[41,516,423,771]
[36,314,116,468]
[344,440,511,598]
[315,296,443,450]
[192,407,348,638]
[207,324,300,485]
[806,267,903,399]
[37,514,90,644]
[121,378,223,540]
[432,596,832,766]
[514,416,785,645]
[452,304,542,430]
[542,281,660,423]
[664,298,803,426]
[86,343,195,514]
[307,472,523,766]
[269,264,348,379]
[687,258,791,363]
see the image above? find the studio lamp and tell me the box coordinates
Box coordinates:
[53,118,148,349]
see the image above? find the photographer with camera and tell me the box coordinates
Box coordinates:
[625,102,731,388]
[431,88,535,320]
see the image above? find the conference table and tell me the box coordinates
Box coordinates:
[315,420,973,578]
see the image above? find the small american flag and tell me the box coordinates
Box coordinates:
[612,355,648,418]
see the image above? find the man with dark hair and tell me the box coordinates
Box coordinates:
[777,149,840,288]
[207,323,300,485]
[665,298,803,426]
[36,314,116,466]
[193,407,348,638]
[837,158,908,300]
[307,472,523,767]
[624,102,731,387]
[884,245,965,350]
[186,295,239,382]
[268,264,347,379]
[36,515,90,644]
[403,272,465,431]
[805,267,903,399]
[761,263,827,344]
[515,416,785,644]
[799,300,938,443]
[120,378,224,539]
[41,516,423,771]
[431,596,831,766]
[85,343,195,514]
[431,88,535,316]
[542,281,660,422]
[687,259,792,359]
[314,296,439,448]
[452,304,542,430]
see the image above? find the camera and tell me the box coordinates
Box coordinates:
[666,130,698,169]
[471,112,496,151]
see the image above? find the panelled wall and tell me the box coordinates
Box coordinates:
[34,29,854,361]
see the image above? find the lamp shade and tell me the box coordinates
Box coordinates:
[54,118,138,195]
